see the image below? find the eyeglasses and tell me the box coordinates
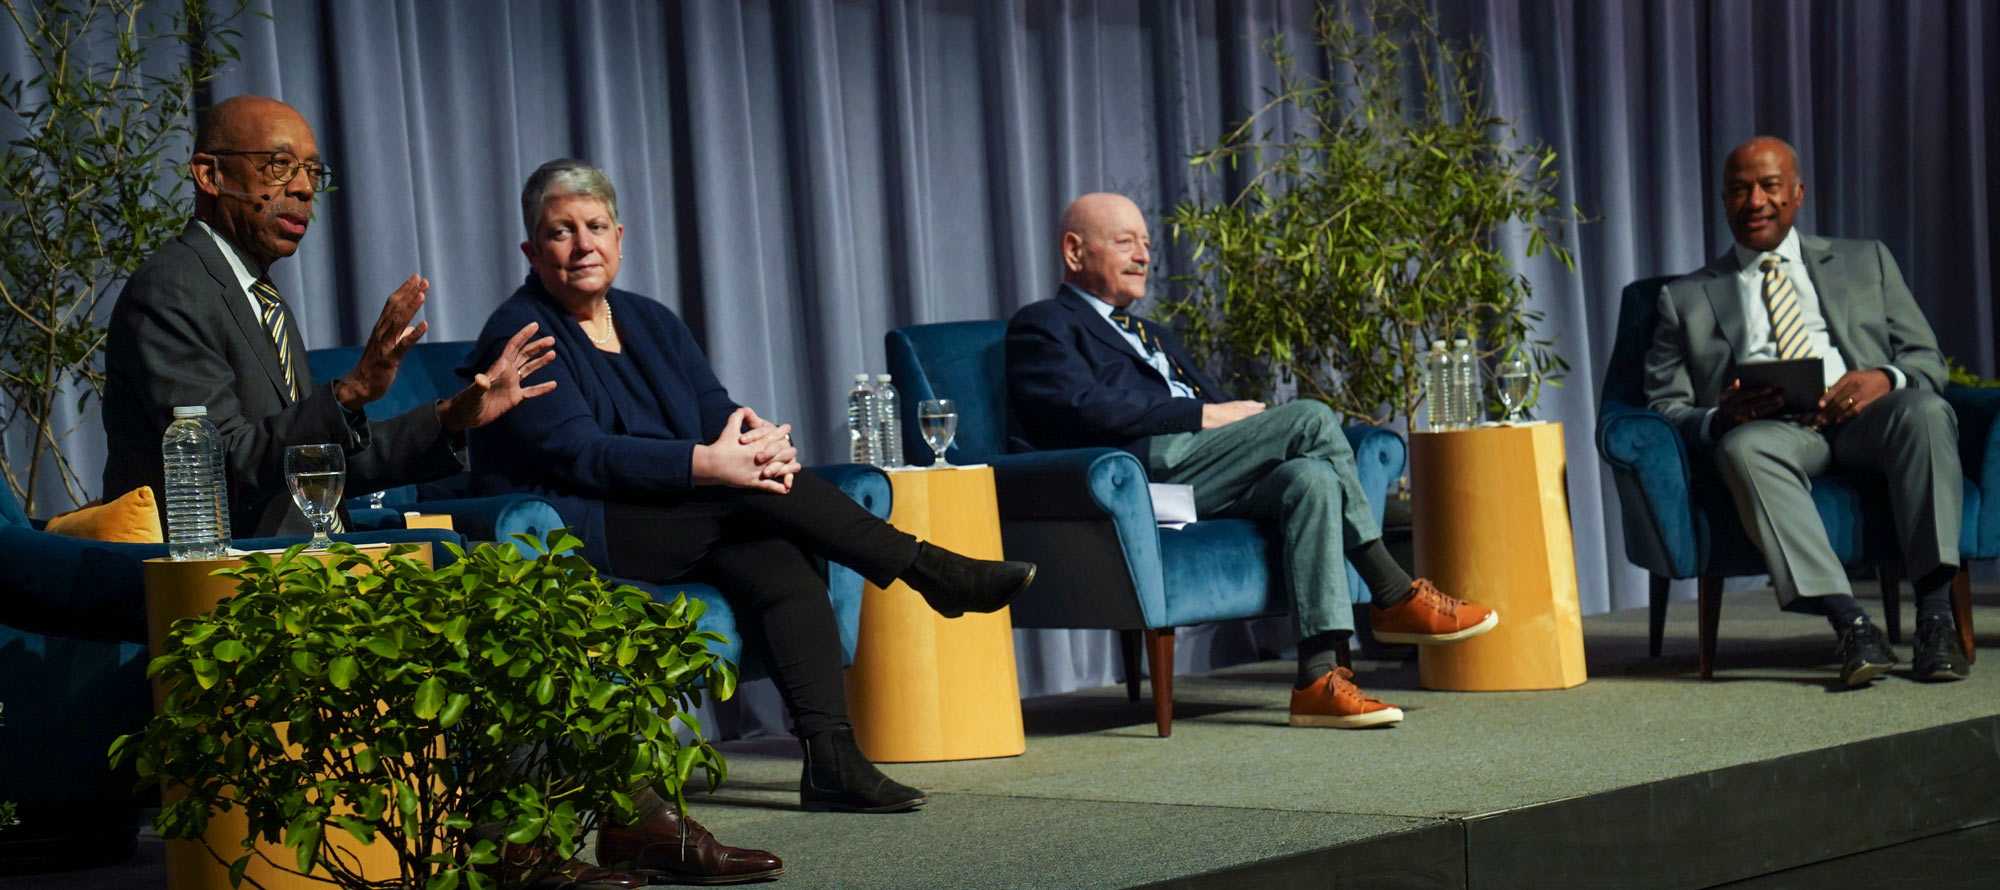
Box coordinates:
[204,149,334,189]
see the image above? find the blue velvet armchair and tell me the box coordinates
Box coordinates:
[315,341,890,685]
[886,321,1406,737]
[1597,276,1979,678]
[0,483,460,873]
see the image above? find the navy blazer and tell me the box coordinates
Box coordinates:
[1004,285,1225,461]
[461,276,740,564]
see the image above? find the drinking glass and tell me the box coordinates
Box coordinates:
[918,399,959,468]
[285,444,346,549]
[1497,359,1531,423]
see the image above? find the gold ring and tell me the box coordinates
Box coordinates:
[1846,397,1855,407]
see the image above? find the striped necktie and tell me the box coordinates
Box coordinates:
[249,277,301,400]
[1109,307,1203,396]
[1760,256,1813,360]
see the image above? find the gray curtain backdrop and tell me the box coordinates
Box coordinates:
[6,0,1995,726]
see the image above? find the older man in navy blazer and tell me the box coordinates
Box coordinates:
[1005,193,1499,728]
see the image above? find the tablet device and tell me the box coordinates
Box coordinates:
[1733,357,1825,414]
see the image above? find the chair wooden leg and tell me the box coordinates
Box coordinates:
[1697,576,1723,680]
[1879,567,1904,644]
[1118,629,1143,703]
[1648,574,1671,658]
[1145,627,1176,738]
[1952,567,1976,665]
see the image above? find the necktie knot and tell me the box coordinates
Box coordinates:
[1760,255,1782,273]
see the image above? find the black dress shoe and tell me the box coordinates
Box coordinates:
[1913,616,1970,682]
[800,725,928,813]
[1835,617,1896,687]
[899,542,1036,618]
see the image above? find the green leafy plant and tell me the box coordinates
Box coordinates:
[0,0,242,513]
[1164,0,1579,424]
[111,533,736,890]
[1947,356,2000,389]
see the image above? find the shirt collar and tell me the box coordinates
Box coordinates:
[193,219,270,294]
[1063,282,1125,321]
[1731,227,1804,273]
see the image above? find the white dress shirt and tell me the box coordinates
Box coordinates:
[1071,284,1197,399]
[194,219,273,322]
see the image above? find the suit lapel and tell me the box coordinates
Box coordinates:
[1056,287,1152,365]
[1697,251,1746,358]
[183,225,296,403]
[1797,234,1851,355]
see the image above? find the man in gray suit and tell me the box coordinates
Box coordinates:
[102,95,558,539]
[1644,135,1968,685]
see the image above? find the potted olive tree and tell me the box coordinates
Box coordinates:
[112,533,736,890]
[1165,0,1579,425]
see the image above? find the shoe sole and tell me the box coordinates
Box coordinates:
[800,795,929,814]
[638,866,787,886]
[1374,610,1500,646]
[1915,667,1968,682]
[1843,660,1895,687]
[1288,707,1404,729]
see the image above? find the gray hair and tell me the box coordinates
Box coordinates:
[521,158,619,239]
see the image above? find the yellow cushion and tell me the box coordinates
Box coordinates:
[46,486,165,543]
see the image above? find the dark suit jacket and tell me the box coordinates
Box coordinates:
[460,276,742,566]
[101,223,461,537]
[1004,284,1225,460]
[1641,234,1946,449]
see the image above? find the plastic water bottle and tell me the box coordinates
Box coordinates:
[1453,338,1480,426]
[1426,341,1453,431]
[874,373,905,468]
[163,405,230,560]
[847,374,878,465]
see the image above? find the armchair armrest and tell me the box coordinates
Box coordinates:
[1596,400,1698,577]
[1342,424,1406,524]
[397,495,565,553]
[1944,384,2000,559]
[987,448,1167,629]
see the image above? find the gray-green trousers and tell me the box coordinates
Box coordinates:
[1145,399,1379,636]
[1712,388,1961,607]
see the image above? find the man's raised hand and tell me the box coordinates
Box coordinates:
[437,322,558,432]
[335,275,430,410]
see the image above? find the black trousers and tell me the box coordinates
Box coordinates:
[602,469,920,737]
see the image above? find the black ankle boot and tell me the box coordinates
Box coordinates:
[799,726,928,813]
[899,542,1036,618]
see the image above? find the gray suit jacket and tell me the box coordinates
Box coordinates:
[1642,234,1945,448]
[101,224,461,537]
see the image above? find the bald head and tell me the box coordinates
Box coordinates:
[1059,193,1151,307]
[1721,136,1805,252]
[190,95,322,268]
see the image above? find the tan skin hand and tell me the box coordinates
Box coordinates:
[1201,400,1266,429]
[1817,369,1894,426]
[436,322,559,432]
[335,275,431,411]
[1711,379,1786,436]
[694,408,802,493]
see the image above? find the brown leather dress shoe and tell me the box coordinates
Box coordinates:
[493,843,649,889]
[599,808,785,885]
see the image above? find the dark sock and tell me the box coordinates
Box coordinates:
[1820,594,1868,634]
[1915,583,1953,626]
[1347,539,1416,608]
[1295,630,1352,689]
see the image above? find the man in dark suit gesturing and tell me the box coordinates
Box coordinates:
[1644,136,1968,685]
[1005,193,1498,729]
[102,95,555,539]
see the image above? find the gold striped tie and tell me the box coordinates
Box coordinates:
[249,277,301,400]
[1110,308,1205,397]
[1760,256,1813,360]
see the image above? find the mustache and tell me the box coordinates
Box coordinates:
[1124,263,1148,273]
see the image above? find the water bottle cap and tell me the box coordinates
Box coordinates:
[875,374,892,383]
[854,374,870,383]
[172,405,207,418]
[1454,338,1470,346]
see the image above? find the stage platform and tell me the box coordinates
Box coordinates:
[20,585,2000,889]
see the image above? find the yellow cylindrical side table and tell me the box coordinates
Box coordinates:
[143,544,430,890]
[1409,424,1587,691]
[845,465,1025,762]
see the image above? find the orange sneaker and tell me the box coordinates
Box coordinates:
[1288,667,1403,728]
[1371,578,1498,645]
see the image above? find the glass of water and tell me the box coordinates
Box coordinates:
[285,444,346,549]
[1497,358,1531,423]
[918,399,958,468]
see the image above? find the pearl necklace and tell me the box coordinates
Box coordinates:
[586,298,615,345]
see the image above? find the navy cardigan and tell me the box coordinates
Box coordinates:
[462,276,740,565]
